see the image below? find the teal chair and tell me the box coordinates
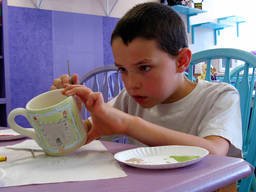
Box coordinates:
[190,48,256,192]
[230,63,256,192]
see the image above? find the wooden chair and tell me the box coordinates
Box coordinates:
[79,65,127,143]
[190,48,256,192]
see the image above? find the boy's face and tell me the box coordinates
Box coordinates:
[112,37,185,108]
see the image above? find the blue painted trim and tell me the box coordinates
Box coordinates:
[217,16,246,38]
[171,5,206,33]
[192,22,232,45]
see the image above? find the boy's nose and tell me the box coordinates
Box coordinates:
[126,75,142,89]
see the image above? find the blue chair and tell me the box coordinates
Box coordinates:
[230,63,256,192]
[79,65,127,144]
[190,48,256,192]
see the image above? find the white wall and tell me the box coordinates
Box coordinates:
[7,0,159,18]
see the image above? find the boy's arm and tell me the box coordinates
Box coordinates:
[63,84,229,156]
[85,104,229,156]
[125,116,230,156]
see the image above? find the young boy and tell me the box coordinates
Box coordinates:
[51,2,242,157]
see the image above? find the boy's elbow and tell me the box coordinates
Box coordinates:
[204,136,230,156]
[210,147,229,156]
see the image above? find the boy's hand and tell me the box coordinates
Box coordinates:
[50,74,82,111]
[63,85,129,144]
[50,74,79,90]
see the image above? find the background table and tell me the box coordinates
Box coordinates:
[0,138,253,192]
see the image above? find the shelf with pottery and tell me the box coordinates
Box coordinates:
[171,5,207,33]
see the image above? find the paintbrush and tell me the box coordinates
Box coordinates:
[67,59,72,84]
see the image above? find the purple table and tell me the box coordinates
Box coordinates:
[0,137,253,192]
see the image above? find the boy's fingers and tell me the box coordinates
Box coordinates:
[60,74,70,84]
[63,85,91,95]
[53,78,63,89]
[86,129,99,144]
[63,84,82,90]
[86,94,95,107]
[63,85,93,105]
[50,85,57,90]
[51,74,79,92]
[71,74,79,84]
[86,92,103,109]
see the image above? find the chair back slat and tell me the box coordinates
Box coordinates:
[223,58,231,83]
[102,72,109,102]
[113,72,121,97]
[92,75,99,93]
[230,64,245,88]
[234,72,240,87]
[205,59,211,81]
[188,64,194,81]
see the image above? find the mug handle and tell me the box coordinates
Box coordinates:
[8,108,37,140]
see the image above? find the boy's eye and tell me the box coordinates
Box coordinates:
[118,67,126,73]
[139,65,151,72]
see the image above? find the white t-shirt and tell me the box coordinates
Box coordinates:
[103,80,243,157]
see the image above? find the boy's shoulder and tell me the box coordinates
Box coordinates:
[197,80,238,93]
[186,80,240,105]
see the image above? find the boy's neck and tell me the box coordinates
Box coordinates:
[163,75,197,103]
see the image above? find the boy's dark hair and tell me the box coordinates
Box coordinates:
[111,2,188,56]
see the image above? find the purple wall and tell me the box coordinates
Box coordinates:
[103,16,119,65]
[52,11,105,79]
[8,7,53,108]
[6,6,118,126]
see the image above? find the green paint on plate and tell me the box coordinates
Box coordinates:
[170,155,200,162]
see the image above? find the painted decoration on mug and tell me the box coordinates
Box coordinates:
[29,104,83,153]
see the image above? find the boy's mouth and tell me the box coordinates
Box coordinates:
[132,96,147,103]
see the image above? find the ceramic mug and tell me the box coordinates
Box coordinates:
[8,89,87,156]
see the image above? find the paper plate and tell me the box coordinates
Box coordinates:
[114,145,209,169]
[0,129,26,141]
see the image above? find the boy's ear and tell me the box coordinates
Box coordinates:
[176,48,192,73]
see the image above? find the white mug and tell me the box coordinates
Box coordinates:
[8,89,87,156]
